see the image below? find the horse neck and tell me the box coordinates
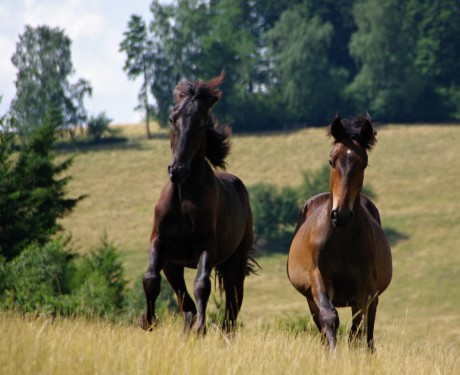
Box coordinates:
[183,144,211,189]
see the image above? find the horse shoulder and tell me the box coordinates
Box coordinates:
[360,194,381,225]
[288,199,330,295]
[293,192,330,236]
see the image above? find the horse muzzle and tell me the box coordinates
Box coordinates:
[330,208,353,228]
[168,163,189,184]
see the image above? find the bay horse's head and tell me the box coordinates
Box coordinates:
[327,116,377,228]
[167,71,229,184]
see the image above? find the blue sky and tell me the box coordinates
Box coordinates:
[0,0,154,124]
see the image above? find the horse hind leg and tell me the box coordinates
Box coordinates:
[350,295,379,352]
[162,263,197,334]
[366,295,379,352]
[218,247,248,333]
[349,305,365,344]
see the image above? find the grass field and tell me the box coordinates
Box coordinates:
[5,121,458,373]
[1,312,458,375]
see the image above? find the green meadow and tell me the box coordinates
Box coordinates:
[58,123,460,343]
[3,122,458,374]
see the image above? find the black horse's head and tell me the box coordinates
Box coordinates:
[168,72,229,184]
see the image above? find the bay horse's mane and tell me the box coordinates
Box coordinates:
[173,72,231,170]
[327,115,377,150]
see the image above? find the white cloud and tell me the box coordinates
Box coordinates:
[0,0,151,123]
[22,0,105,40]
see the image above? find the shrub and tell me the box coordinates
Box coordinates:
[0,236,177,322]
[71,236,126,316]
[249,183,299,240]
[0,240,75,314]
[86,112,114,140]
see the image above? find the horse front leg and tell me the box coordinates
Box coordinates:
[310,268,339,350]
[193,249,213,334]
[163,262,197,334]
[141,238,163,330]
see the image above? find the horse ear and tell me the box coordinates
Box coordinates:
[360,119,374,144]
[330,117,343,141]
[203,70,225,109]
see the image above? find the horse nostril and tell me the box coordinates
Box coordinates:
[330,209,338,221]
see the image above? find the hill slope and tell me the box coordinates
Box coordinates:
[59,123,460,346]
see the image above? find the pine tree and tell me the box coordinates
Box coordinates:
[0,108,85,260]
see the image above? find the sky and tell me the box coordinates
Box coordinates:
[0,0,154,124]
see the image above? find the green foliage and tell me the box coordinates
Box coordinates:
[0,240,75,314]
[265,6,342,124]
[86,112,113,140]
[70,236,126,316]
[0,237,176,322]
[250,184,299,241]
[297,164,331,199]
[120,0,460,127]
[0,112,84,260]
[10,25,92,137]
[119,14,154,138]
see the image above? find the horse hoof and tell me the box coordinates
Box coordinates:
[140,314,153,331]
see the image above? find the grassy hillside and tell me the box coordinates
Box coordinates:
[55,122,460,349]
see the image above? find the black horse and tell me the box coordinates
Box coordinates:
[141,72,258,333]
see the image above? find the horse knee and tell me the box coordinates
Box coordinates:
[193,276,211,300]
[319,307,339,332]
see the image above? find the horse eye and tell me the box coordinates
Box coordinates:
[328,159,333,167]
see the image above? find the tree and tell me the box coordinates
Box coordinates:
[0,108,84,260]
[120,15,154,138]
[345,0,422,121]
[10,25,92,138]
[266,5,337,124]
[409,0,460,120]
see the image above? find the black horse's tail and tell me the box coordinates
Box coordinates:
[214,246,260,294]
[246,245,261,276]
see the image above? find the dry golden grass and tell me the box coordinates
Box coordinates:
[54,122,460,351]
[1,312,458,375]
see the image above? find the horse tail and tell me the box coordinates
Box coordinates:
[213,245,260,295]
[214,268,225,295]
[246,245,261,276]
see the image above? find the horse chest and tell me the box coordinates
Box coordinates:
[317,245,370,302]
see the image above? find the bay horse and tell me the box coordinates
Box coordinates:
[141,72,258,334]
[287,116,392,350]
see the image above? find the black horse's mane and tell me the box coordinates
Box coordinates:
[327,115,377,150]
[174,73,230,170]
[205,116,231,170]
